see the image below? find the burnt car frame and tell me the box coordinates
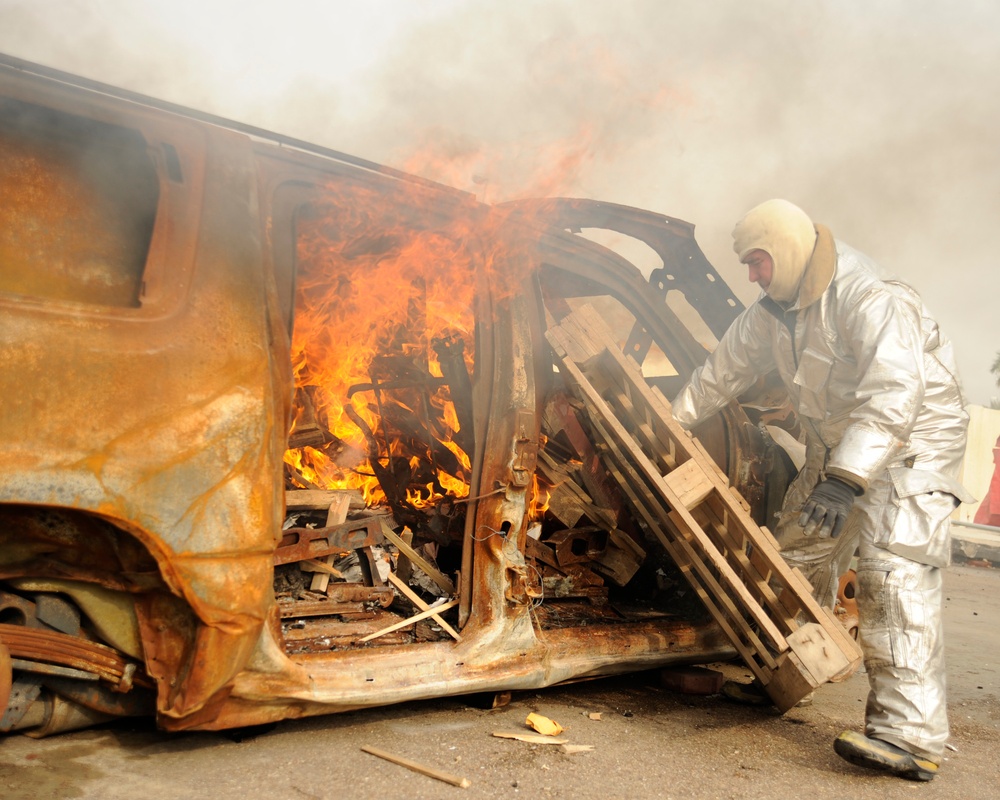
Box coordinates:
[0,53,794,737]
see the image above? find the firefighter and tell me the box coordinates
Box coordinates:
[670,199,973,781]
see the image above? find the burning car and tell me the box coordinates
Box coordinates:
[0,53,797,737]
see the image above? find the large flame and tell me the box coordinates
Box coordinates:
[286,181,478,507]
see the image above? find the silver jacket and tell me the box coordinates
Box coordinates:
[672,236,972,567]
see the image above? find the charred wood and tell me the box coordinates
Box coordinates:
[538,564,608,601]
[544,527,609,567]
[590,529,646,588]
[542,392,623,519]
[432,334,475,456]
[284,462,320,491]
[344,404,420,526]
[536,451,616,530]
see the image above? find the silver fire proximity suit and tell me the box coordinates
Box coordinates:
[670,222,972,762]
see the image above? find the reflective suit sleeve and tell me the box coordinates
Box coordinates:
[825,287,925,490]
[670,302,776,429]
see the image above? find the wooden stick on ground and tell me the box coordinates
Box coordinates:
[361,745,471,789]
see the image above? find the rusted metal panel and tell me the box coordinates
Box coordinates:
[500,197,744,341]
[274,518,385,565]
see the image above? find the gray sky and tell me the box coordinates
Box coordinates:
[2,0,998,404]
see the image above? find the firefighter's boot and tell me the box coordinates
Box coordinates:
[833,730,938,781]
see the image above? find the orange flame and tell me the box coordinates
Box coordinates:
[286,181,478,506]
[529,472,553,521]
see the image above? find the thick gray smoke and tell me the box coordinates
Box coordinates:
[2,0,998,403]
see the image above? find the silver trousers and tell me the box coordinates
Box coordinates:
[773,457,955,762]
[856,544,947,762]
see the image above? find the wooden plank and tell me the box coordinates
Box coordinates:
[394,528,415,583]
[525,536,561,569]
[285,489,365,511]
[536,453,589,528]
[299,559,344,579]
[277,585,395,618]
[537,450,618,530]
[311,494,352,593]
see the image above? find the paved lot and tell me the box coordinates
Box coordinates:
[1,564,997,800]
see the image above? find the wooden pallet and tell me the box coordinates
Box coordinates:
[546,305,862,711]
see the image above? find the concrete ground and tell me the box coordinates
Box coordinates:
[1,563,997,800]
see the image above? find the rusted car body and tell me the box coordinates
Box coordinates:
[0,54,792,736]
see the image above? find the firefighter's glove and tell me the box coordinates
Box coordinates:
[799,477,858,539]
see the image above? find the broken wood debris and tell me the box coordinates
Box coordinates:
[274,487,461,646]
[494,712,594,753]
[546,304,863,711]
[545,527,609,567]
[358,599,459,643]
[283,462,320,490]
[543,391,624,519]
[536,450,617,531]
[528,390,650,603]
[492,731,569,745]
[277,586,394,618]
[361,744,471,789]
[379,521,456,596]
[590,528,645,587]
[522,519,645,600]
[385,571,461,641]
